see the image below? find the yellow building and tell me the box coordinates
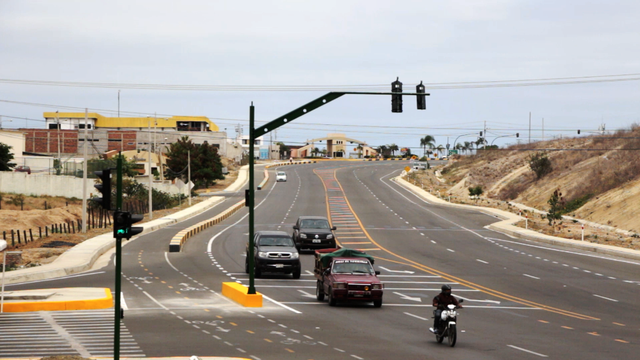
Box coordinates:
[43,112,219,132]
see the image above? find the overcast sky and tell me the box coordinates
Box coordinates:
[1,1,640,152]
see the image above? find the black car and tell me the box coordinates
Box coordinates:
[246,231,301,278]
[292,216,337,251]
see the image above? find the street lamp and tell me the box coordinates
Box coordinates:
[491,133,520,146]
[452,132,478,155]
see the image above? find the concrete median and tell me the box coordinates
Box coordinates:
[222,282,262,307]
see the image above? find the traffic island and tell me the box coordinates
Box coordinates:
[1,287,113,312]
[222,282,262,307]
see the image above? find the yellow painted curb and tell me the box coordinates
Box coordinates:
[222,282,262,307]
[2,288,113,312]
[170,199,246,252]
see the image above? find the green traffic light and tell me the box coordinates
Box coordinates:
[117,229,125,234]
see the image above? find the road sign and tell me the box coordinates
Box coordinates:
[404,166,411,172]
[449,149,458,155]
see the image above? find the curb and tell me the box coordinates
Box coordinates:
[1,288,112,312]
[395,176,640,261]
[257,168,269,190]
[222,282,263,307]
[169,200,246,252]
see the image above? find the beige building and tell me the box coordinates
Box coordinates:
[0,129,26,166]
[295,133,377,158]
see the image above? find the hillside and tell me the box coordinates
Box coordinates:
[407,124,640,248]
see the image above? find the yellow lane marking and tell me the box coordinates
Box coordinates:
[615,339,629,343]
[140,265,144,267]
[148,273,153,275]
[168,285,173,289]
[230,322,237,326]
[357,248,381,251]
[217,315,223,319]
[341,242,371,245]
[204,309,210,312]
[613,322,625,326]
[562,326,573,330]
[144,268,148,271]
[318,167,599,321]
[161,281,166,284]
[588,332,600,336]
[176,291,181,294]
[264,339,272,343]
[538,320,549,324]
[285,348,294,353]
[246,330,254,334]
[155,277,159,279]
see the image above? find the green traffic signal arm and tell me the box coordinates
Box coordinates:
[253,91,430,135]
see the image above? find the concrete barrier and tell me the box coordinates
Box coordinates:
[257,169,269,190]
[222,282,262,307]
[2,288,113,312]
[169,199,246,252]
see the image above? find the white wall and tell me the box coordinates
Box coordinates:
[0,172,188,198]
[0,130,25,166]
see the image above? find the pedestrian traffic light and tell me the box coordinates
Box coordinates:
[93,169,111,210]
[391,77,402,113]
[112,211,144,239]
[416,81,426,110]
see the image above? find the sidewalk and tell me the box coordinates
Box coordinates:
[1,166,250,312]
[394,176,640,262]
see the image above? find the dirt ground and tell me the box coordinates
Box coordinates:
[405,165,640,251]
[0,165,240,269]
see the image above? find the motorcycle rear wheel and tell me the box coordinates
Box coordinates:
[448,324,457,347]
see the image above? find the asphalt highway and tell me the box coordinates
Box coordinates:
[3,161,639,359]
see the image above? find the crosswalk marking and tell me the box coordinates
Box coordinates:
[0,310,145,358]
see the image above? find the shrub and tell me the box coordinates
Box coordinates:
[11,194,25,206]
[547,189,565,225]
[468,185,484,197]
[528,152,552,179]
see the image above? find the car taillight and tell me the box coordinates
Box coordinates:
[334,282,346,289]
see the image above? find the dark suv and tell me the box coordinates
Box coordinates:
[292,216,337,251]
[246,231,301,278]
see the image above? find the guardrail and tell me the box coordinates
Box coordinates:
[169,199,246,252]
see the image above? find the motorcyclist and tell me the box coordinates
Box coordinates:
[430,284,462,334]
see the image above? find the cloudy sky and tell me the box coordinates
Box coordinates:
[1,1,640,152]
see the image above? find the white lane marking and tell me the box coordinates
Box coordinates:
[456,295,501,304]
[379,266,415,274]
[507,345,548,357]
[142,291,168,310]
[164,252,180,272]
[297,290,316,299]
[404,312,429,321]
[593,294,618,302]
[120,292,128,310]
[261,294,302,314]
[523,274,540,280]
[476,259,488,264]
[447,249,455,253]
[393,292,422,302]
[40,312,92,358]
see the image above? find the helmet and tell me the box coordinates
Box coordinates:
[441,284,452,295]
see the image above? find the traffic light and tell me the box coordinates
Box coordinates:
[416,81,426,110]
[479,131,483,136]
[391,77,402,113]
[516,133,519,137]
[93,169,112,210]
[577,129,581,134]
[113,211,144,239]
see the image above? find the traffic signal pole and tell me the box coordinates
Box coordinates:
[246,86,429,295]
[114,154,123,360]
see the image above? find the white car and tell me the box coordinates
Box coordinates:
[276,171,287,182]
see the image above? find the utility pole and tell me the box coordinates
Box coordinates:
[56,111,61,174]
[188,150,191,206]
[528,112,531,144]
[118,90,120,118]
[82,109,88,233]
[483,121,487,147]
[542,118,544,142]
[148,118,153,219]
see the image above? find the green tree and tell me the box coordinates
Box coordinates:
[389,143,399,157]
[528,152,552,179]
[276,142,290,159]
[165,136,223,189]
[0,143,16,171]
[356,144,364,158]
[420,135,436,157]
[547,189,565,225]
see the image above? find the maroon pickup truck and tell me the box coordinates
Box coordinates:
[314,248,383,308]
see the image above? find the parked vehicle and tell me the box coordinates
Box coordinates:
[276,171,287,182]
[314,248,383,307]
[14,166,31,174]
[432,300,463,347]
[246,230,301,278]
[292,216,337,251]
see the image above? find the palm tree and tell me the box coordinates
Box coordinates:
[356,144,364,158]
[389,143,399,157]
[420,135,436,157]
[436,144,445,157]
[463,141,471,154]
[311,147,320,157]
[476,137,485,151]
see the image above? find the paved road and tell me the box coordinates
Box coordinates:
[3,161,640,359]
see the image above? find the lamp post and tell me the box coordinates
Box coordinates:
[147,116,153,220]
[452,132,478,155]
[491,133,520,146]
[56,111,61,174]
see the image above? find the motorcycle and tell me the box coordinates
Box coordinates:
[431,299,463,347]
